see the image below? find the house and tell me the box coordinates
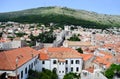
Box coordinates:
[0,39,26,50]
[93,50,113,71]
[0,47,39,79]
[63,40,92,49]
[81,54,95,69]
[38,47,83,79]
[81,68,107,79]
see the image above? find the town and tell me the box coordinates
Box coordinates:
[0,21,120,79]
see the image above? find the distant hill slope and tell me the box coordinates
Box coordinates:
[0,6,120,29]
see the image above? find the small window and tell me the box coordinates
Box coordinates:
[31,63,33,69]
[42,61,45,64]
[34,61,36,65]
[21,71,23,78]
[59,62,61,65]
[35,59,37,64]
[76,67,79,72]
[66,60,68,64]
[71,60,73,64]
[71,67,73,72]
[59,71,61,73]
[53,60,57,64]
[76,60,79,64]
[66,67,68,72]
[29,65,30,69]
[42,68,45,71]
[62,63,64,65]
[25,67,27,74]
[62,71,64,73]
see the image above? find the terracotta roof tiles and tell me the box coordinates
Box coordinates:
[0,47,39,70]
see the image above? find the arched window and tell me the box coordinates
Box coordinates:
[53,68,57,73]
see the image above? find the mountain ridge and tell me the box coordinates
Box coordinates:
[0,6,120,29]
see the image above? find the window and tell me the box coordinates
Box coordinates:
[71,60,73,64]
[42,61,45,64]
[42,68,45,71]
[59,62,61,65]
[21,71,23,78]
[59,71,61,73]
[71,67,73,72]
[76,67,79,72]
[62,63,64,65]
[66,67,68,72]
[34,61,36,66]
[66,60,68,64]
[31,63,33,69]
[25,67,27,74]
[76,60,79,64]
[53,60,57,64]
[35,59,37,64]
[62,71,64,73]
[29,65,30,69]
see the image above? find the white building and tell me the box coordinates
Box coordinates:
[0,40,26,50]
[0,46,109,79]
[0,47,39,79]
[81,69,107,79]
[38,47,83,79]
[63,40,92,49]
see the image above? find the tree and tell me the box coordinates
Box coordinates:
[104,64,120,79]
[63,72,80,79]
[27,69,58,79]
[76,48,83,54]
[15,32,26,37]
[68,34,80,41]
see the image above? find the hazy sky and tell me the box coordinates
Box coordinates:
[0,0,120,15]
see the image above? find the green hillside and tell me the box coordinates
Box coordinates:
[0,6,120,29]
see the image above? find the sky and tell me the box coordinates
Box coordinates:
[0,0,120,15]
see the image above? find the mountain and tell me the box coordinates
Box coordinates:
[0,6,120,29]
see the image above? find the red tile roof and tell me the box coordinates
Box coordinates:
[81,54,94,61]
[0,47,39,70]
[39,52,49,60]
[39,47,82,60]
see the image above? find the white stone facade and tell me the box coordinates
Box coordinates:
[0,56,38,79]
[37,58,83,79]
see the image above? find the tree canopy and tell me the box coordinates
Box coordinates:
[104,64,120,79]
[76,48,83,54]
[27,69,58,79]
[68,34,80,41]
[63,72,80,79]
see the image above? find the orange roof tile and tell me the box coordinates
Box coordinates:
[39,47,82,60]
[39,53,49,60]
[81,54,93,61]
[0,47,39,70]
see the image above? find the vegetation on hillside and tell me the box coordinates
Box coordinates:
[0,6,120,29]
